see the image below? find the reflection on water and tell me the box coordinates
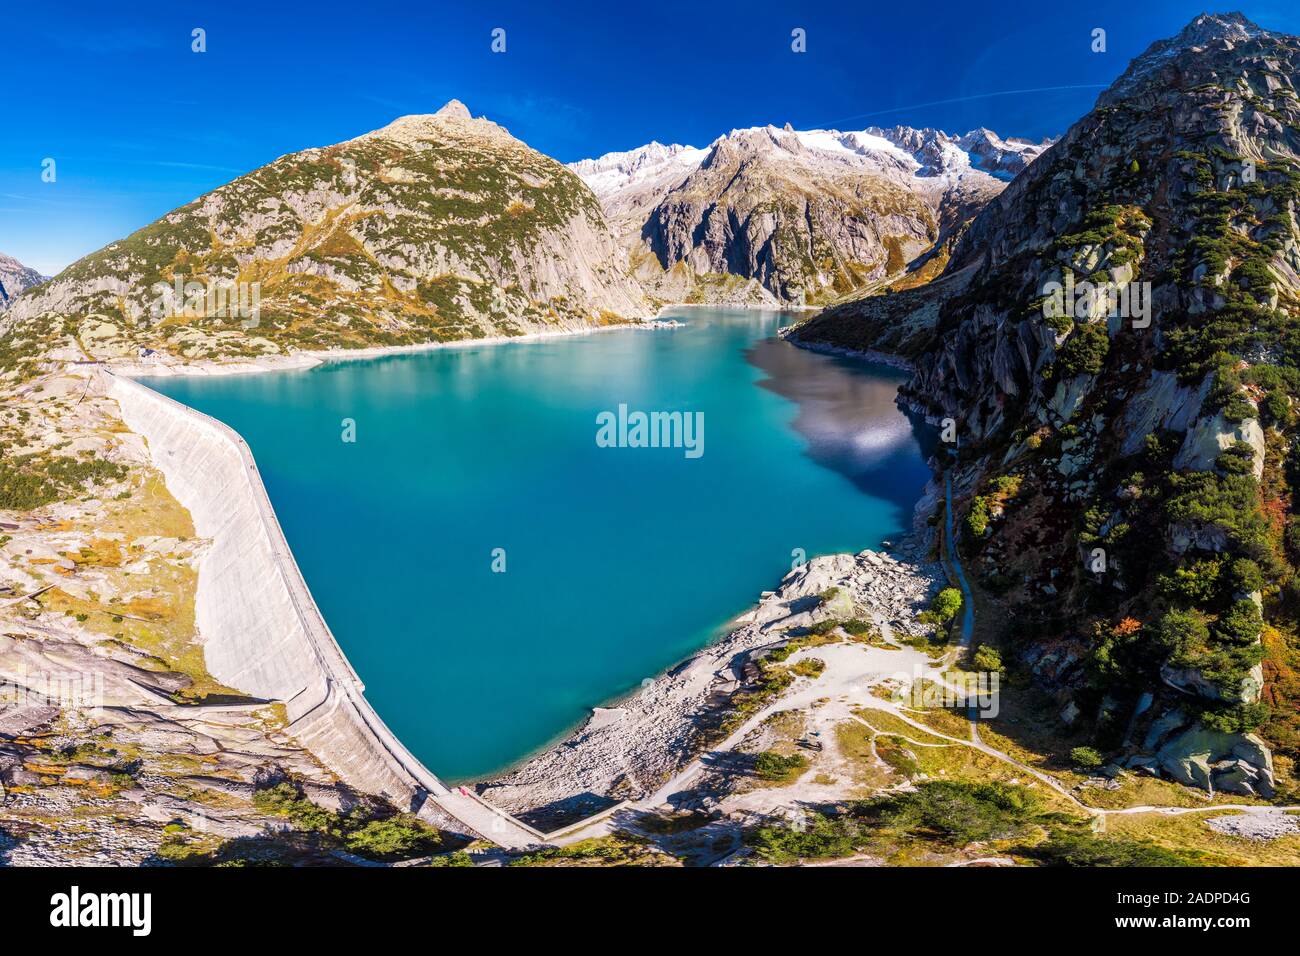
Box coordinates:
[747,337,936,504]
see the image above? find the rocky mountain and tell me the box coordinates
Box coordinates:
[571,124,1051,307]
[0,253,46,309]
[569,142,710,243]
[1,101,648,365]
[792,13,1300,799]
[953,128,1048,180]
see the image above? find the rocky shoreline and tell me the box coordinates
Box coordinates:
[479,546,943,830]
[107,320,669,379]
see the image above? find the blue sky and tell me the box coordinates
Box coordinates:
[4,1,1300,275]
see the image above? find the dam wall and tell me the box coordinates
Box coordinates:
[102,370,545,847]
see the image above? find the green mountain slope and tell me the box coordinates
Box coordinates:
[793,13,1300,799]
[1,101,647,370]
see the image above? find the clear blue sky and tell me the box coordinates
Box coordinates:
[4,1,1300,275]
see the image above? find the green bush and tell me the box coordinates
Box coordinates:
[251,781,451,862]
[965,496,992,537]
[343,815,445,861]
[1156,608,1212,663]
[1069,746,1104,769]
[747,812,862,863]
[1214,598,1264,647]
[1199,701,1270,734]
[929,588,963,624]
[754,751,809,781]
[0,449,129,511]
[1024,832,1203,867]
[971,645,1003,673]
[1054,321,1110,378]
[428,850,474,867]
[857,781,1039,846]
[1158,557,1225,604]
[791,657,826,678]
[1226,558,1264,595]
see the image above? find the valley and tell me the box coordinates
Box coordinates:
[4,10,1300,871]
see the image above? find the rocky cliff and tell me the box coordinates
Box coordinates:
[793,13,1300,799]
[0,253,46,309]
[571,124,1050,307]
[1,101,649,366]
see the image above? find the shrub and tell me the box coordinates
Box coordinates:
[929,588,963,624]
[1069,746,1104,769]
[857,781,1039,846]
[343,816,445,861]
[767,643,796,663]
[1214,598,1264,647]
[1156,608,1212,664]
[1226,557,1264,595]
[1024,832,1203,866]
[1200,701,1270,734]
[747,812,861,863]
[971,645,1003,673]
[1158,557,1224,604]
[791,657,826,678]
[754,751,809,781]
[1216,441,1256,474]
[818,587,843,605]
[965,496,992,537]
[428,851,475,867]
[1054,321,1110,378]
[251,781,453,862]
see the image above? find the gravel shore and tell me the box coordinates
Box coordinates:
[478,548,943,829]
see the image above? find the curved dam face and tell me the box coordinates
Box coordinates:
[101,370,542,848]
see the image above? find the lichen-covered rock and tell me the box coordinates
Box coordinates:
[1155,726,1275,797]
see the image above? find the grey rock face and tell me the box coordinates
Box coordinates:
[793,13,1300,800]
[1154,724,1275,797]
[0,252,48,309]
[571,123,1048,306]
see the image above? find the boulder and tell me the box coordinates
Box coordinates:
[1155,726,1275,797]
[1143,707,1188,751]
[1160,661,1262,704]
[1173,412,1265,478]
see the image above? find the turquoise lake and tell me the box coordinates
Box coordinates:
[142,308,933,781]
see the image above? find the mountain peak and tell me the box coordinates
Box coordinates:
[1174,11,1263,47]
[434,99,471,120]
[1103,11,1271,102]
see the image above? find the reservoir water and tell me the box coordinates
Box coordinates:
[142,308,932,781]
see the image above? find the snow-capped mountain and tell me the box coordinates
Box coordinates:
[570,123,1052,305]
